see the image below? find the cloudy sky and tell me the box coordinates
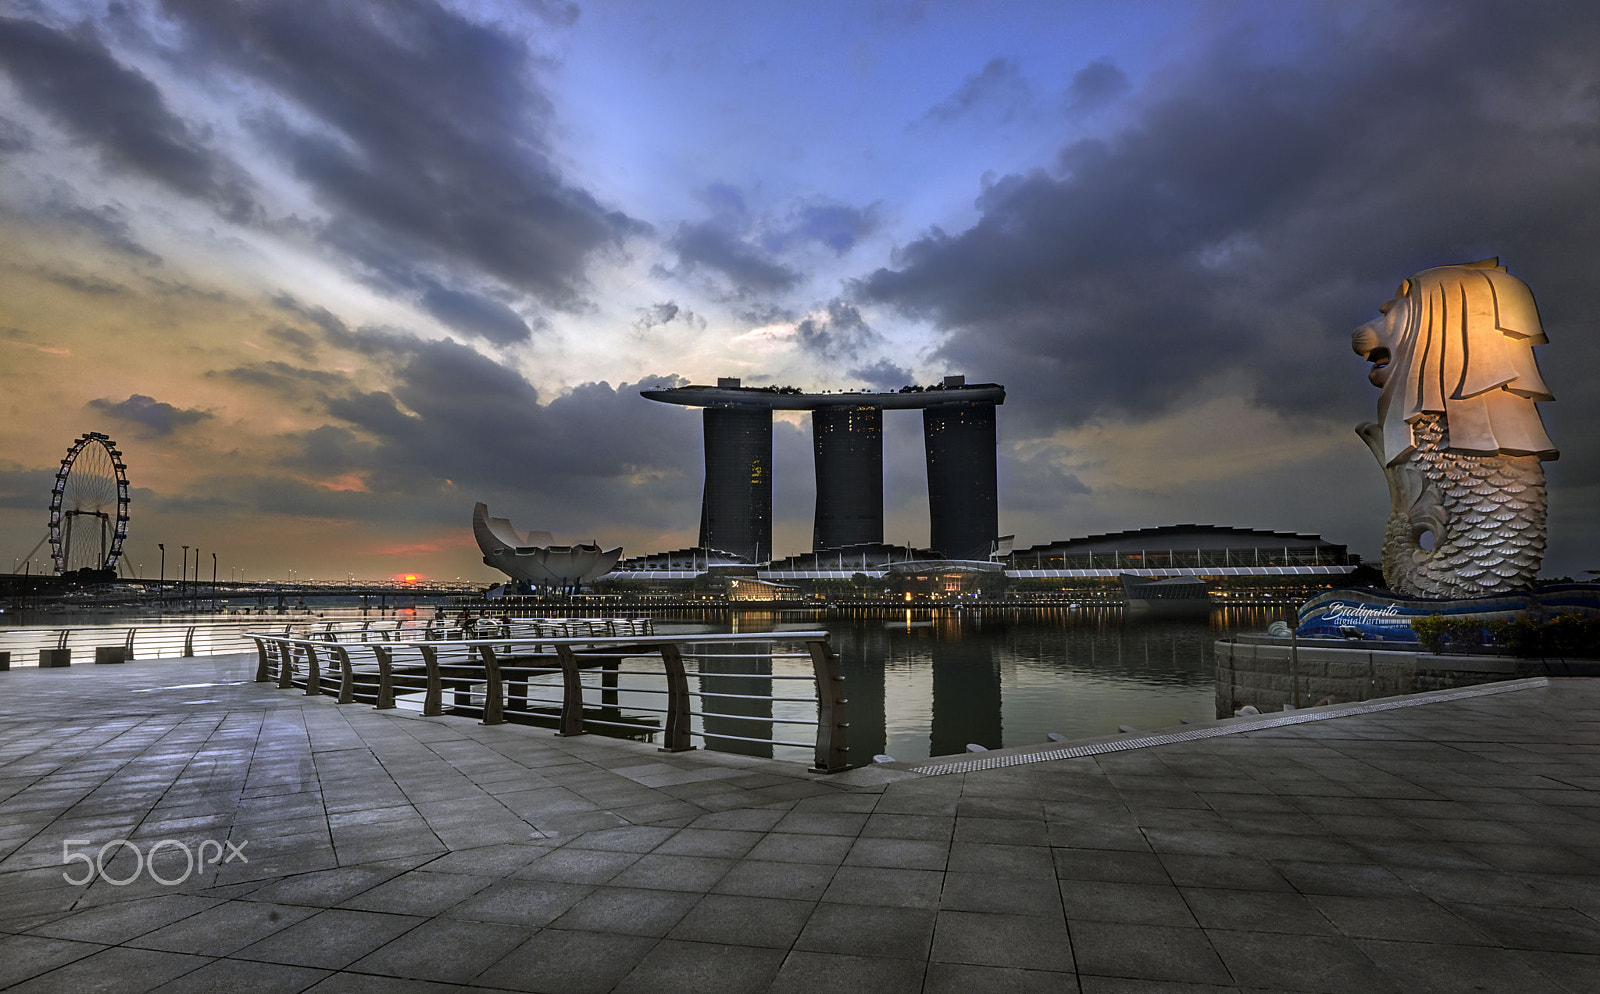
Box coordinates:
[2,0,1597,582]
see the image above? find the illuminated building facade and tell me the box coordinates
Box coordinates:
[924,400,999,562]
[700,405,772,562]
[642,375,1006,562]
[813,405,883,551]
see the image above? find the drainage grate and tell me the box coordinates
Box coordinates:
[906,677,1551,776]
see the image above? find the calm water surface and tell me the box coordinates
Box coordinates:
[661,606,1295,764]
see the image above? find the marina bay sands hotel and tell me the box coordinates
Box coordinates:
[641,375,1004,563]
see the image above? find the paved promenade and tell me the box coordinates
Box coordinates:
[1,655,1598,993]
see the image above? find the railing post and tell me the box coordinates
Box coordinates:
[553,645,586,737]
[278,642,296,689]
[183,626,196,657]
[373,645,396,709]
[124,628,137,661]
[477,645,505,725]
[252,637,270,682]
[304,642,322,697]
[806,639,849,773]
[659,643,696,753]
[335,646,355,704]
[420,645,442,716]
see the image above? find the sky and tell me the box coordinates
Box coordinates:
[1,0,1597,583]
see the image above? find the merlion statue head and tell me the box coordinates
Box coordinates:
[1351,258,1558,467]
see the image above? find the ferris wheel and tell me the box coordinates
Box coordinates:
[48,432,130,576]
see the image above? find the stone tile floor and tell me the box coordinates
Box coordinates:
[1,654,1598,992]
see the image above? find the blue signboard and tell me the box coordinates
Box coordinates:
[1296,585,1600,642]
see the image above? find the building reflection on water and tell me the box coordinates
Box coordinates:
[676,606,1295,765]
[693,640,774,758]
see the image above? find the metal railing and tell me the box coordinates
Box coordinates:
[303,617,656,643]
[0,616,658,668]
[250,629,849,773]
[0,620,301,665]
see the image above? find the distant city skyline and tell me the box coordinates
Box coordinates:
[2,1,1597,581]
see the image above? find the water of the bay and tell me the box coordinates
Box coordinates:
[657,605,1296,764]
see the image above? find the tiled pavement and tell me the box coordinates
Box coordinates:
[1,655,1598,993]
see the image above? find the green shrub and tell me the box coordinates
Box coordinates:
[1415,611,1600,657]
[1409,614,1447,654]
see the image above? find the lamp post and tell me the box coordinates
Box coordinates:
[211,552,217,613]
[180,545,188,610]
[158,543,165,608]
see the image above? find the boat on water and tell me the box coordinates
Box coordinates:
[1119,574,1211,617]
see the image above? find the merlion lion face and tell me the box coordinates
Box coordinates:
[1351,282,1409,388]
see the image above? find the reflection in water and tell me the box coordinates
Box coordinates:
[682,605,1295,764]
[929,622,1002,755]
[695,642,774,758]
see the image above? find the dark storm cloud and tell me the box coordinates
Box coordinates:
[920,57,1030,125]
[636,302,678,330]
[0,466,65,511]
[632,301,705,334]
[258,334,701,533]
[796,299,878,361]
[670,219,800,294]
[419,284,534,346]
[281,424,378,477]
[269,293,357,348]
[1004,450,1093,512]
[668,186,881,295]
[847,359,913,391]
[88,394,213,436]
[859,1,1600,435]
[0,16,254,219]
[1064,59,1129,116]
[162,0,646,308]
[37,269,128,296]
[212,360,349,395]
[264,325,318,362]
[49,201,162,264]
[774,202,882,256]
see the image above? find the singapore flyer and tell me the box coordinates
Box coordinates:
[48,432,130,578]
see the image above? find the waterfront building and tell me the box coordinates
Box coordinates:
[700,404,772,566]
[606,547,752,581]
[472,502,621,591]
[923,398,999,561]
[1004,524,1359,578]
[641,375,1006,562]
[812,404,883,551]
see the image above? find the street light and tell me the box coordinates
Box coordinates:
[211,552,217,613]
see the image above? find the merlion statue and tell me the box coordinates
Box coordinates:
[1351,258,1557,598]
